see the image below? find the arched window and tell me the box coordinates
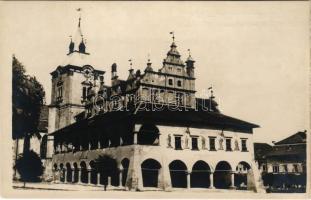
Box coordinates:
[138,124,160,145]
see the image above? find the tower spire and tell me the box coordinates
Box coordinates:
[77,8,82,28]
[170,31,175,42]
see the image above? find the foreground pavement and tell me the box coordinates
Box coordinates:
[11,182,308,199]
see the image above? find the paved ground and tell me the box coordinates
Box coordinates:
[12,182,308,199]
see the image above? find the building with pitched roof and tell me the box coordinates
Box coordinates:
[44,15,264,192]
[255,131,307,192]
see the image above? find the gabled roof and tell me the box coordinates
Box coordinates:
[274,131,307,145]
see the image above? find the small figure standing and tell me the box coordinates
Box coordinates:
[201,136,206,149]
[218,137,224,150]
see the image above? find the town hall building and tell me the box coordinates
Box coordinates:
[44,15,264,192]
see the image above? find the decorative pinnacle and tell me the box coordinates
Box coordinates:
[188,49,191,57]
[170,31,175,42]
[128,59,133,69]
[77,8,82,28]
[147,53,151,63]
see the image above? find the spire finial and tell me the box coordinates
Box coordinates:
[76,8,82,28]
[208,85,215,111]
[147,53,151,63]
[128,59,133,69]
[170,31,175,42]
[188,49,191,57]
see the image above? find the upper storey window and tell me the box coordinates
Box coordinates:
[241,139,248,152]
[225,138,232,151]
[174,136,182,150]
[168,79,173,86]
[56,86,63,102]
[209,137,216,151]
[177,80,182,87]
[191,137,199,150]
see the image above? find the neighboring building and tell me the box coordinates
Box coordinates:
[254,143,273,169]
[256,131,307,192]
[13,105,49,178]
[44,16,264,192]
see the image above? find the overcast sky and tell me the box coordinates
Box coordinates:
[1,1,309,143]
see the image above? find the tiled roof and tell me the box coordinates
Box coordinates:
[51,108,259,136]
[274,131,307,145]
[253,143,273,160]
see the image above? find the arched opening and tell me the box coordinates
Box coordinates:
[121,158,130,186]
[89,161,97,184]
[169,160,188,188]
[214,161,232,189]
[59,163,64,182]
[66,163,72,183]
[141,159,162,187]
[138,124,160,145]
[235,161,251,189]
[73,163,79,183]
[53,164,58,171]
[191,161,211,188]
[94,155,119,186]
[80,161,88,184]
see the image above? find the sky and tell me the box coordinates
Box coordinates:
[0,1,309,143]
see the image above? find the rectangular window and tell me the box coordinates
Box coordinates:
[168,79,173,86]
[177,80,182,87]
[226,138,232,151]
[57,86,63,100]
[273,165,279,173]
[241,139,248,151]
[293,164,299,173]
[209,137,216,151]
[192,137,198,150]
[175,136,182,150]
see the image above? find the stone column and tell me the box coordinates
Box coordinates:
[209,173,214,189]
[119,168,123,187]
[133,132,138,145]
[107,176,111,188]
[88,170,92,184]
[98,141,101,149]
[97,173,101,185]
[64,169,67,183]
[71,170,75,183]
[187,171,191,189]
[230,172,236,188]
[78,169,81,183]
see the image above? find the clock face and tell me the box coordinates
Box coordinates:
[82,65,94,79]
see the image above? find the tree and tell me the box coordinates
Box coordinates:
[12,55,45,140]
[14,150,44,187]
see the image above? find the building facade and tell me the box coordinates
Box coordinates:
[45,17,264,192]
[257,131,307,191]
